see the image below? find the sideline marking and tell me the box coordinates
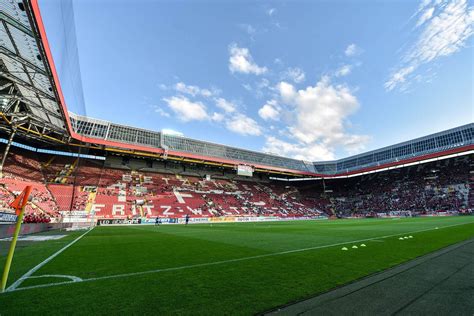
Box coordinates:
[5,228,94,292]
[5,221,472,293]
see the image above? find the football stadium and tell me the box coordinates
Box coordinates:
[0,0,473,315]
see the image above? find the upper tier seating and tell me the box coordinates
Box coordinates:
[0,150,43,182]
[317,156,472,217]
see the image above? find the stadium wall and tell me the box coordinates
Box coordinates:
[0,222,72,239]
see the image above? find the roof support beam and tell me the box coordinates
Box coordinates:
[0,125,16,177]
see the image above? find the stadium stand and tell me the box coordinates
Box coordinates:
[0,144,471,223]
[316,156,472,217]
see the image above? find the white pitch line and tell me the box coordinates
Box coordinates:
[27,274,83,282]
[5,221,472,293]
[5,227,94,292]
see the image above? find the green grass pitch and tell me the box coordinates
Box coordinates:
[1,216,473,315]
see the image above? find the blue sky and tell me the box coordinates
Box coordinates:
[40,0,473,161]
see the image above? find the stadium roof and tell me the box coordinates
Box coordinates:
[68,113,474,176]
[0,0,473,177]
[0,0,68,142]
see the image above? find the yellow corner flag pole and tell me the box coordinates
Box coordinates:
[1,185,32,292]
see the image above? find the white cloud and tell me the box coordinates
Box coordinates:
[258,100,280,121]
[386,0,474,91]
[267,8,276,16]
[416,7,435,27]
[283,67,306,83]
[345,43,361,56]
[154,106,170,118]
[228,43,268,75]
[419,0,432,11]
[174,82,213,97]
[281,77,361,145]
[163,96,208,122]
[215,97,237,113]
[342,134,372,154]
[277,81,296,103]
[413,0,434,17]
[226,113,262,136]
[335,64,353,77]
[409,0,473,64]
[201,90,212,97]
[384,65,415,91]
[263,136,335,161]
[211,112,225,122]
[254,78,274,98]
[175,82,198,95]
[269,77,369,160]
[163,88,262,137]
[161,129,184,137]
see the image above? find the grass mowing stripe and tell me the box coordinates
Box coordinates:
[7,220,471,293]
[5,228,94,292]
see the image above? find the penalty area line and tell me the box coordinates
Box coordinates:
[5,227,94,292]
[5,221,473,293]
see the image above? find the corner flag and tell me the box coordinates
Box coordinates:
[10,186,32,215]
[1,185,32,292]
